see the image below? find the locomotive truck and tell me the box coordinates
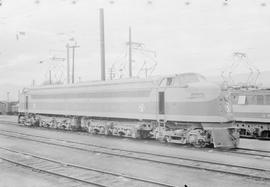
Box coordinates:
[18,73,239,148]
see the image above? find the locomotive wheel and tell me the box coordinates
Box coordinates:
[93,129,99,134]
[260,131,270,139]
[193,139,206,148]
[139,130,149,139]
[157,135,167,143]
[118,132,125,137]
[164,136,170,143]
[33,119,40,127]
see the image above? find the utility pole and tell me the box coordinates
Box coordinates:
[7,92,10,103]
[70,44,80,84]
[99,8,106,81]
[108,66,115,80]
[6,91,10,114]
[17,90,20,102]
[49,70,52,84]
[66,44,70,84]
[128,27,132,78]
[72,46,75,83]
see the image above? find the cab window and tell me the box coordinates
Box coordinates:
[256,95,264,105]
[231,95,239,104]
[160,77,174,87]
[166,77,173,86]
[246,95,256,104]
[238,95,246,104]
[173,73,205,87]
[265,95,270,105]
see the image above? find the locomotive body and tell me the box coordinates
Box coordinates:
[229,88,270,139]
[18,73,239,148]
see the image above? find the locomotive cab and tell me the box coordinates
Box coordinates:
[159,73,206,88]
[156,73,238,148]
[158,73,233,122]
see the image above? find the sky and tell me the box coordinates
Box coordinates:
[0,0,270,99]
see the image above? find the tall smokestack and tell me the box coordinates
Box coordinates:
[99,8,106,81]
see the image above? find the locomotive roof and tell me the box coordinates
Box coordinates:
[25,76,162,91]
[229,88,270,94]
[23,73,205,91]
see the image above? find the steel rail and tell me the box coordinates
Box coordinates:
[1,128,270,164]
[1,120,270,158]
[0,129,269,181]
[0,146,174,187]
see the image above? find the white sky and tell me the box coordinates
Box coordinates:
[0,0,270,88]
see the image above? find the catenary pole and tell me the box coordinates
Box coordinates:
[66,44,70,84]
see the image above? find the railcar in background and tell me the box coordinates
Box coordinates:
[18,73,239,148]
[229,88,270,139]
[0,101,18,115]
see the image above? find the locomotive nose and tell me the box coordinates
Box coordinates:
[187,82,233,122]
[187,82,221,99]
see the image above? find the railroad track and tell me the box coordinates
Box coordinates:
[0,128,270,182]
[0,146,173,187]
[1,120,270,159]
[226,147,270,158]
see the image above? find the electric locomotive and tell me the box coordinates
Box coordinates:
[18,73,239,148]
[229,88,270,139]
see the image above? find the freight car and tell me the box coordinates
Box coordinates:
[18,73,239,148]
[229,88,270,139]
